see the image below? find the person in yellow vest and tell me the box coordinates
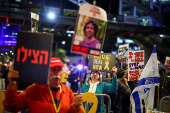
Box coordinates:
[61,72,68,85]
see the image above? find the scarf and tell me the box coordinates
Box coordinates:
[88,81,99,94]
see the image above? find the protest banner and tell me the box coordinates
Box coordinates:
[88,53,116,72]
[118,43,129,58]
[71,3,107,56]
[128,50,145,81]
[14,32,53,84]
[164,56,170,68]
[31,12,39,33]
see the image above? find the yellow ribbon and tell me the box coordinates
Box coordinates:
[104,60,109,70]
[48,85,62,113]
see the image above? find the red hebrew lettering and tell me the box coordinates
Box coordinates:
[28,49,32,56]
[31,50,40,64]
[135,70,139,76]
[73,45,80,51]
[21,46,28,63]
[129,71,135,77]
[39,51,49,65]
[140,58,143,62]
[129,52,132,59]
[16,48,21,62]
[81,47,88,53]
[140,52,144,57]
[89,7,100,16]
[135,52,139,58]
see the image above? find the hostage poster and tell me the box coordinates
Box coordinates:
[71,3,107,56]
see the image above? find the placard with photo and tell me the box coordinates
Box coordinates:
[71,3,107,56]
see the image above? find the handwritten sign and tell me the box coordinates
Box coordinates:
[88,53,116,72]
[128,50,144,81]
[14,32,53,84]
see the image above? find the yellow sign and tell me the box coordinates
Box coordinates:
[89,53,116,72]
[0,90,5,113]
[80,92,98,113]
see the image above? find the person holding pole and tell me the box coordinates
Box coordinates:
[81,67,118,113]
[3,57,83,113]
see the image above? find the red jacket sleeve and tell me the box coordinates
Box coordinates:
[3,85,31,112]
[69,89,81,113]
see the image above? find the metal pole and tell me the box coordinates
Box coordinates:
[93,0,96,5]
[157,85,160,110]
[101,95,103,113]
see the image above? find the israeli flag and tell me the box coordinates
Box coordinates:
[130,45,159,113]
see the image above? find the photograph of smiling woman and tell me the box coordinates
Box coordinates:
[79,20,101,49]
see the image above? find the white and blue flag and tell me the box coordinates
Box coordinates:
[130,45,159,113]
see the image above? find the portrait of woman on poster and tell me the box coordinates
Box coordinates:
[79,20,101,49]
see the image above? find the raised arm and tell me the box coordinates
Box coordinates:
[103,67,118,94]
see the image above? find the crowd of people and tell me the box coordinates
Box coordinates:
[0,58,170,113]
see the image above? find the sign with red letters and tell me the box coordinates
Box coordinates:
[128,50,145,81]
[14,32,53,84]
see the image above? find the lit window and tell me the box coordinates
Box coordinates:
[15,0,21,2]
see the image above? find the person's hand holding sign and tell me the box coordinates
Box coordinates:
[8,63,19,89]
[111,66,117,77]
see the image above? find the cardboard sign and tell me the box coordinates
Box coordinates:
[71,3,107,56]
[128,50,145,81]
[118,44,129,58]
[164,56,170,68]
[88,53,116,72]
[14,32,53,84]
[31,12,39,33]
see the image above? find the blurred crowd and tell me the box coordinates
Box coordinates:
[0,60,170,113]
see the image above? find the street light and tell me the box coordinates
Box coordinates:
[62,41,65,45]
[48,13,55,19]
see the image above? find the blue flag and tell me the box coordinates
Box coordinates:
[130,46,159,113]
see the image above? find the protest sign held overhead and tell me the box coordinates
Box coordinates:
[164,56,170,68]
[128,50,145,81]
[14,32,53,84]
[118,44,129,58]
[71,3,107,56]
[31,12,39,33]
[88,53,116,72]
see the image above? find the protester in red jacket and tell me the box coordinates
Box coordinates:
[3,57,83,113]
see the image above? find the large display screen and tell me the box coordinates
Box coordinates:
[0,23,20,46]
